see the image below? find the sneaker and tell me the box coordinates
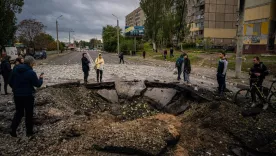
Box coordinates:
[251,102,258,108]
[262,103,269,110]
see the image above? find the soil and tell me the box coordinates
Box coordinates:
[0,84,275,156]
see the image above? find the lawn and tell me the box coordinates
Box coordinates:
[137,43,276,74]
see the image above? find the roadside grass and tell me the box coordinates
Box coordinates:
[202,54,276,74]
[136,43,276,73]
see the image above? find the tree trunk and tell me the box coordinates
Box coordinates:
[235,0,245,78]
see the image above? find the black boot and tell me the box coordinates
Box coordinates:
[9,130,17,137]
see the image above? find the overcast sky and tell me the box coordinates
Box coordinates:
[16,0,140,42]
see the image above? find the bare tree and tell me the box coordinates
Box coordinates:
[235,0,245,78]
[17,19,45,49]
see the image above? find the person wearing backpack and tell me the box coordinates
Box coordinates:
[175,54,184,81]
[249,56,269,109]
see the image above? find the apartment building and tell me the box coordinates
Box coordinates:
[125,7,146,27]
[187,0,238,46]
[243,0,276,54]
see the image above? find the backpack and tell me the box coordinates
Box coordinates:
[176,58,182,67]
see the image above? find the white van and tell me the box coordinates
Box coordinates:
[5,47,18,61]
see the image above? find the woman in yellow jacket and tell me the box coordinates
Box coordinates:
[95,53,104,82]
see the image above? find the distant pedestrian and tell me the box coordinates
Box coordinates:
[155,49,157,53]
[143,51,146,59]
[175,54,184,80]
[119,52,124,64]
[1,55,12,95]
[9,56,43,137]
[81,53,90,84]
[170,47,174,58]
[183,54,191,84]
[15,56,24,66]
[95,53,104,82]
[163,49,167,60]
[217,52,228,96]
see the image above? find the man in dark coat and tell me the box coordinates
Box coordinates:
[9,56,43,137]
[1,55,12,95]
[119,52,124,64]
[249,56,269,109]
[81,53,90,84]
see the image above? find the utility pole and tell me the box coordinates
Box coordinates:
[69,29,74,44]
[56,15,62,53]
[113,14,120,54]
[235,0,245,78]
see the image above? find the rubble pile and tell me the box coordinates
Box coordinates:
[0,81,275,156]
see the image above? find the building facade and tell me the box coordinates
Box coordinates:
[243,0,276,54]
[187,0,238,46]
[126,7,146,27]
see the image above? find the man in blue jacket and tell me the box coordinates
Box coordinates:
[9,56,43,137]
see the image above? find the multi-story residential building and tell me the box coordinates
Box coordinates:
[126,7,146,27]
[243,0,276,54]
[187,0,238,46]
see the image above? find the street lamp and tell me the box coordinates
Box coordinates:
[112,14,120,54]
[56,15,63,53]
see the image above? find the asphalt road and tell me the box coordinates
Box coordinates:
[40,51,121,65]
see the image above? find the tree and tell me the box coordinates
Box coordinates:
[140,0,189,48]
[0,0,24,49]
[34,33,55,50]
[102,25,120,52]
[17,19,45,49]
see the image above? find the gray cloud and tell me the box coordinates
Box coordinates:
[16,0,140,42]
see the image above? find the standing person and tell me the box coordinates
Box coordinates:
[81,53,90,84]
[170,47,174,58]
[119,52,124,64]
[249,57,269,109]
[95,53,104,82]
[1,55,12,95]
[175,54,184,80]
[163,49,167,61]
[217,52,228,96]
[143,51,146,59]
[183,54,191,84]
[9,56,43,137]
[15,56,24,66]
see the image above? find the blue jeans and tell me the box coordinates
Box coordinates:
[184,72,190,83]
[177,67,182,80]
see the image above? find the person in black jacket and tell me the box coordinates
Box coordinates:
[119,52,124,64]
[183,53,191,84]
[217,52,228,96]
[1,55,12,95]
[81,53,90,84]
[249,56,269,109]
[9,56,43,137]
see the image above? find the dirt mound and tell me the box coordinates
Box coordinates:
[178,101,276,155]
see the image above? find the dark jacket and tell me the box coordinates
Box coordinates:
[119,52,124,59]
[1,58,12,77]
[175,57,184,68]
[217,58,228,76]
[9,64,43,96]
[164,50,167,55]
[81,57,90,72]
[249,62,269,80]
[184,58,191,73]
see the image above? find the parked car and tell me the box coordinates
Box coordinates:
[34,51,47,59]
